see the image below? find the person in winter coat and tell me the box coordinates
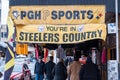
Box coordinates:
[52,58,67,80]
[34,56,45,80]
[79,57,100,80]
[67,51,82,80]
[45,56,55,80]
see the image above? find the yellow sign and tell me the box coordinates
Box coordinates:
[16,44,28,55]
[10,5,105,25]
[16,24,106,44]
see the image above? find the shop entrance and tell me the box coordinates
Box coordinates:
[32,39,106,80]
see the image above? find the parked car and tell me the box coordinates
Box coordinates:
[10,63,32,80]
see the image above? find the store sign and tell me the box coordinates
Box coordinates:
[108,23,116,34]
[10,5,105,24]
[16,24,106,43]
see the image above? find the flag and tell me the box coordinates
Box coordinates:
[35,44,39,60]
[1,0,15,79]
[44,48,48,62]
[3,16,15,80]
[4,43,15,80]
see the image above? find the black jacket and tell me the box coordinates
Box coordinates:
[52,62,67,80]
[79,62,100,80]
[45,61,55,80]
[34,61,45,75]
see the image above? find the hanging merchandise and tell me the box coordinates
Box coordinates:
[35,44,39,60]
[56,45,65,59]
[44,48,48,62]
[16,43,28,55]
[101,46,106,64]
[91,48,97,64]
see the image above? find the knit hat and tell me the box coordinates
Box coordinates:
[74,50,81,61]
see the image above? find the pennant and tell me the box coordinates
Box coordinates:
[4,43,15,80]
[35,44,39,60]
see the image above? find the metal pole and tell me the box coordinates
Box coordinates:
[115,0,119,62]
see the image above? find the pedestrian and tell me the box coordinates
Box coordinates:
[34,56,45,80]
[67,50,82,80]
[45,56,55,80]
[79,57,100,80]
[52,58,67,80]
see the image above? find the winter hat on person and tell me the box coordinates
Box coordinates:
[74,50,81,61]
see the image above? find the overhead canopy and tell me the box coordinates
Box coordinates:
[9,0,120,13]
[16,24,106,44]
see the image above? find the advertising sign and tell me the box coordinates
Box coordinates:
[108,23,116,34]
[10,5,105,24]
[16,24,106,43]
[107,60,118,80]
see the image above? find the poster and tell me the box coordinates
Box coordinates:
[107,60,118,80]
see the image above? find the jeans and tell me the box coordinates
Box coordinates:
[35,74,44,80]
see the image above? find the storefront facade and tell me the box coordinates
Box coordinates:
[9,0,120,80]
